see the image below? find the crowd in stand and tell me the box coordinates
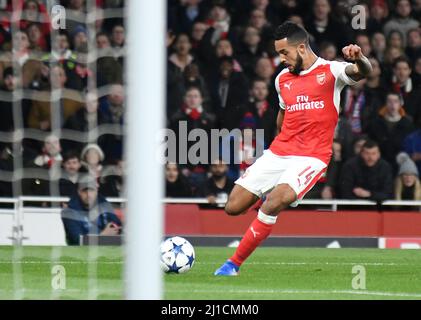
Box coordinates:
[165,0,421,203]
[0,0,125,202]
[0,0,421,205]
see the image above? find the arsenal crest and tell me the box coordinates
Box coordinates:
[316,72,326,85]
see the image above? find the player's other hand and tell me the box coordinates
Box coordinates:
[342,44,363,61]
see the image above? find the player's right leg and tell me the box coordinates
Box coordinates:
[215,151,283,276]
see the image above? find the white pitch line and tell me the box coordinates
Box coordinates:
[167,289,421,298]
[0,260,415,266]
[0,260,123,264]
[195,261,412,266]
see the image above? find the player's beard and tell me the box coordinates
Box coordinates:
[291,51,303,75]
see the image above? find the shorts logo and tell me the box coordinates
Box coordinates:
[316,72,326,85]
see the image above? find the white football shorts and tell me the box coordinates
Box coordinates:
[235,149,327,206]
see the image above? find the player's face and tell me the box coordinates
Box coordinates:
[361,147,380,167]
[275,38,304,75]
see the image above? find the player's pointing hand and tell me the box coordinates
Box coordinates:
[342,44,363,61]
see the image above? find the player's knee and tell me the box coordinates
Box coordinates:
[264,191,295,214]
[224,201,243,216]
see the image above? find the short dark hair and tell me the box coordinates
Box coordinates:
[393,56,411,69]
[274,21,309,45]
[63,150,80,162]
[362,139,379,150]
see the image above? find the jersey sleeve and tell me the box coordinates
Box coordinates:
[329,60,358,88]
[274,73,286,110]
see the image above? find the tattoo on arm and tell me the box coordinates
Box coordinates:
[346,56,373,81]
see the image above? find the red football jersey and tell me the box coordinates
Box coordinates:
[269,57,357,164]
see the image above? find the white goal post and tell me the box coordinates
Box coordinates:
[125,0,166,299]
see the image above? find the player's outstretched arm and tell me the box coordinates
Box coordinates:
[342,44,373,82]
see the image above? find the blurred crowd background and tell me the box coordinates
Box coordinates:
[0,0,420,206]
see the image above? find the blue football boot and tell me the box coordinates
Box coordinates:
[214,260,240,276]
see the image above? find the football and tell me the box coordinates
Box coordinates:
[160,236,195,274]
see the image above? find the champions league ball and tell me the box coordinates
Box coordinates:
[160,236,195,274]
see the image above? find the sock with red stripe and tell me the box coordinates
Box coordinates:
[230,210,277,267]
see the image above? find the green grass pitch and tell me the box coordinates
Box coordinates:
[0,246,421,299]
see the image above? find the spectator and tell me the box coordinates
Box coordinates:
[355,33,372,58]
[72,25,88,52]
[95,32,123,86]
[389,57,421,123]
[111,24,125,49]
[27,64,84,131]
[387,30,405,53]
[364,57,388,114]
[248,8,273,45]
[383,0,419,46]
[402,125,421,174]
[65,0,87,37]
[371,31,387,62]
[0,30,45,89]
[80,143,104,180]
[61,174,122,245]
[59,151,82,197]
[33,134,63,169]
[190,21,209,54]
[341,79,371,136]
[406,27,421,62]
[305,0,350,49]
[319,41,337,61]
[183,63,211,106]
[413,56,421,87]
[214,39,243,72]
[100,159,125,198]
[0,67,27,133]
[254,56,274,86]
[237,26,265,79]
[247,79,276,147]
[22,135,63,201]
[41,32,76,66]
[203,3,231,46]
[62,90,107,153]
[367,0,389,35]
[26,23,47,52]
[175,0,204,34]
[353,135,369,156]
[368,92,414,169]
[96,32,111,49]
[339,140,393,201]
[169,33,195,73]
[170,86,216,188]
[197,159,234,204]
[394,152,421,200]
[165,162,192,198]
[209,56,249,130]
[99,84,125,161]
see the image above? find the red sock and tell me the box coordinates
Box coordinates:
[230,211,275,267]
